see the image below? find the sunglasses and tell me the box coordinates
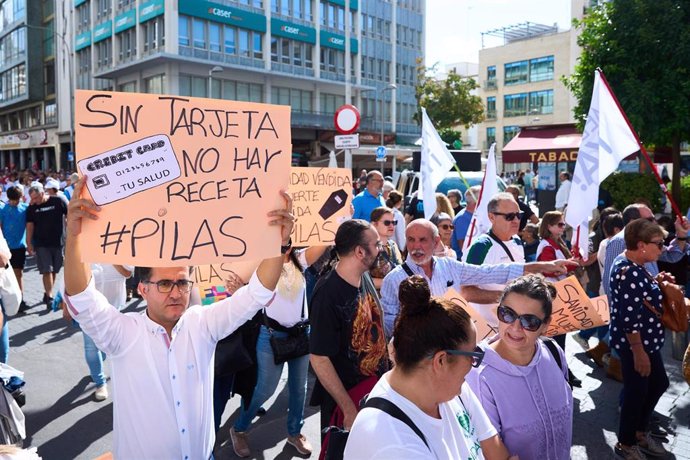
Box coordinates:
[492,211,524,221]
[439,224,454,230]
[497,305,545,332]
[442,346,485,368]
[382,220,398,226]
[647,240,664,249]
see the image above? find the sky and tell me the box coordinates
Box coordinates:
[425,0,572,71]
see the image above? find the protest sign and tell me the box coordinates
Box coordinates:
[546,276,610,336]
[192,261,260,306]
[75,90,291,266]
[443,288,498,342]
[289,167,352,246]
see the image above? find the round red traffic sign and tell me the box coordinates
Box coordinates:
[334,104,361,134]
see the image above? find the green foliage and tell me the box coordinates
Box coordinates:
[414,60,485,130]
[668,176,690,213]
[601,172,663,213]
[438,127,462,146]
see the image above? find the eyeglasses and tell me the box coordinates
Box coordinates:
[444,346,485,368]
[646,240,664,249]
[382,220,398,226]
[492,211,524,221]
[556,222,566,228]
[497,305,545,332]
[644,216,656,223]
[144,279,195,293]
[439,224,455,230]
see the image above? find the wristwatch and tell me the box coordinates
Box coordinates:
[281,238,293,254]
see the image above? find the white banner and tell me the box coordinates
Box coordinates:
[421,108,456,220]
[462,143,499,260]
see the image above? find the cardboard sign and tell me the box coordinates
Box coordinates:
[289,167,352,246]
[546,276,611,336]
[192,262,260,306]
[75,90,291,266]
[443,288,499,342]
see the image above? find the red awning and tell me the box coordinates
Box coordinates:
[502,124,581,163]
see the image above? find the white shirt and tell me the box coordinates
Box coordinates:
[392,208,406,251]
[92,264,133,309]
[265,253,308,327]
[555,180,571,209]
[345,373,495,459]
[597,238,610,296]
[64,272,274,460]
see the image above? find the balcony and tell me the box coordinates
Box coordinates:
[179,46,265,70]
[270,62,315,77]
[484,79,497,90]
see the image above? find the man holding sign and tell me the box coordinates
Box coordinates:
[63,177,295,460]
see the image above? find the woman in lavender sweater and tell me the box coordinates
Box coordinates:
[466,275,573,459]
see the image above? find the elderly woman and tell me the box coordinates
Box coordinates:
[345,275,514,459]
[609,218,670,459]
[431,212,458,259]
[466,275,573,460]
[369,207,403,289]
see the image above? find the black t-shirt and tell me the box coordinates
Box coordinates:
[309,269,388,407]
[518,199,534,231]
[405,195,425,221]
[26,196,67,247]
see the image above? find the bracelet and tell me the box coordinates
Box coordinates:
[280,238,293,254]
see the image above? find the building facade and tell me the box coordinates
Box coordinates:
[0,0,69,171]
[64,0,423,170]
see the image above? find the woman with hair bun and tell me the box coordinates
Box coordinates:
[345,276,515,459]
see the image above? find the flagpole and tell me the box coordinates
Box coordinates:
[596,69,682,218]
[463,143,493,248]
[452,164,478,203]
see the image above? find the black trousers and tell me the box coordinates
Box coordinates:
[618,346,669,446]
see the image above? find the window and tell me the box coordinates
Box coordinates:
[193,18,205,49]
[253,31,262,59]
[118,28,136,60]
[76,3,90,31]
[486,96,496,119]
[180,75,263,102]
[504,93,528,117]
[530,56,554,82]
[504,60,528,86]
[44,102,56,124]
[96,39,112,68]
[143,17,165,52]
[118,81,137,92]
[486,65,496,88]
[76,49,91,89]
[179,16,190,46]
[209,23,221,52]
[320,93,345,113]
[225,25,237,54]
[238,29,249,56]
[529,89,554,114]
[97,0,112,19]
[503,126,520,145]
[44,62,55,95]
[145,74,166,94]
[271,87,312,112]
[486,127,496,147]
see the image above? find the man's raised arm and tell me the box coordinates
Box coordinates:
[64,176,99,296]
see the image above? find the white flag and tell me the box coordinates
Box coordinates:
[565,70,639,256]
[461,143,499,260]
[421,108,456,220]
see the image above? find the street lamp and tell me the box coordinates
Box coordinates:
[208,66,223,98]
[26,24,74,165]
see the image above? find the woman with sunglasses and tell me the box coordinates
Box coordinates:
[345,275,515,459]
[369,207,403,289]
[431,212,458,259]
[466,275,573,460]
[609,218,669,459]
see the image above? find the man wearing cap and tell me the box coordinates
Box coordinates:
[45,178,70,206]
[26,182,68,308]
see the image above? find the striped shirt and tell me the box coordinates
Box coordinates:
[380,255,524,337]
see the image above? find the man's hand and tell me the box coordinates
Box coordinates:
[674,216,690,238]
[267,190,294,245]
[224,271,245,295]
[66,176,101,237]
[526,259,574,276]
[26,243,34,256]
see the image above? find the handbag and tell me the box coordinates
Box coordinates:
[641,272,690,333]
[263,292,309,365]
[0,265,21,317]
[683,341,690,385]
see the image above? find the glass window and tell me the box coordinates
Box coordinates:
[193,18,205,49]
[487,65,496,81]
[293,42,302,66]
[179,16,190,46]
[225,26,236,54]
[145,74,166,94]
[281,38,290,64]
[486,96,496,119]
[179,75,191,96]
[45,102,56,124]
[504,60,528,86]
[249,83,262,102]
[209,23,221,52]
[304,0,312,21]
[486,127,496,147]
[239,29,249,56]
[529,89,554,114]
[271,0,279,13]
[281,0,290,16]
[271,37,278,61]
[504,93,528,117]
[191,76,206,97]
[253,32,262,59]
[118,81,137,92]
[530,56,554,82]
[503,126,520,145]
[305,44,313,68]
[328,5,336,28]
[237,82,249,100]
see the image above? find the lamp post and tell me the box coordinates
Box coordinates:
[26,24,74,167]
[208,66,223,98]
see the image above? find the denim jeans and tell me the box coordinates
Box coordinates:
[234,325,309,436]
[0,303,8,364]
[83,331,106,387]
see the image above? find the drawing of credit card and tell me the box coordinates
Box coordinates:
[77,134,181,206]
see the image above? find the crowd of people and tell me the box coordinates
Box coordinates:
[0,165,687,460]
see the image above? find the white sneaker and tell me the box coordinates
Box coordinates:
[94,385,109,401]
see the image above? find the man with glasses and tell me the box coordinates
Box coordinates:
[380,218,571,338]
[462,193,527,326]
[352,171,386,221]
[62,177,295,460]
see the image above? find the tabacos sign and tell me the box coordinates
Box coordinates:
[528,151,578,162]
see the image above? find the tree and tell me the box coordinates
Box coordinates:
[414,61,485,134]
[563,0,690,207]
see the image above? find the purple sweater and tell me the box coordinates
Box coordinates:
[466,336,573,460]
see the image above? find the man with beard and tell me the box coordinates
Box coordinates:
[380,219,571,337]
[309,219,388,448]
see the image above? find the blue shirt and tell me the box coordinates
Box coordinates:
[451,209,473,258]
[0,203,28,249]
[352,189,385,221]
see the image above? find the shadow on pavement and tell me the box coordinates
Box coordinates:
[10,317,75,347]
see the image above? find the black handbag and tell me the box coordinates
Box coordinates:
[263,292,309,365]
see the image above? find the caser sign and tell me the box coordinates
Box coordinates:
[208,7,234,19]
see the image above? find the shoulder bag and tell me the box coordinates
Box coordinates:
[263,292,310,365]
[639,270,689,333]
[0,265,21,317]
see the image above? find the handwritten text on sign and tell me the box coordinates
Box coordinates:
[443,288,498,342]
[546,276,610,336]
[289,167,352,246]
[193,262,260,306]
[75,90,291,266]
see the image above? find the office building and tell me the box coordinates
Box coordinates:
[63,0,423,171]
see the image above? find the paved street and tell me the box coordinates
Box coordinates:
[7,261,690,459]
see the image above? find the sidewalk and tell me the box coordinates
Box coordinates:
[7,263,690,459]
